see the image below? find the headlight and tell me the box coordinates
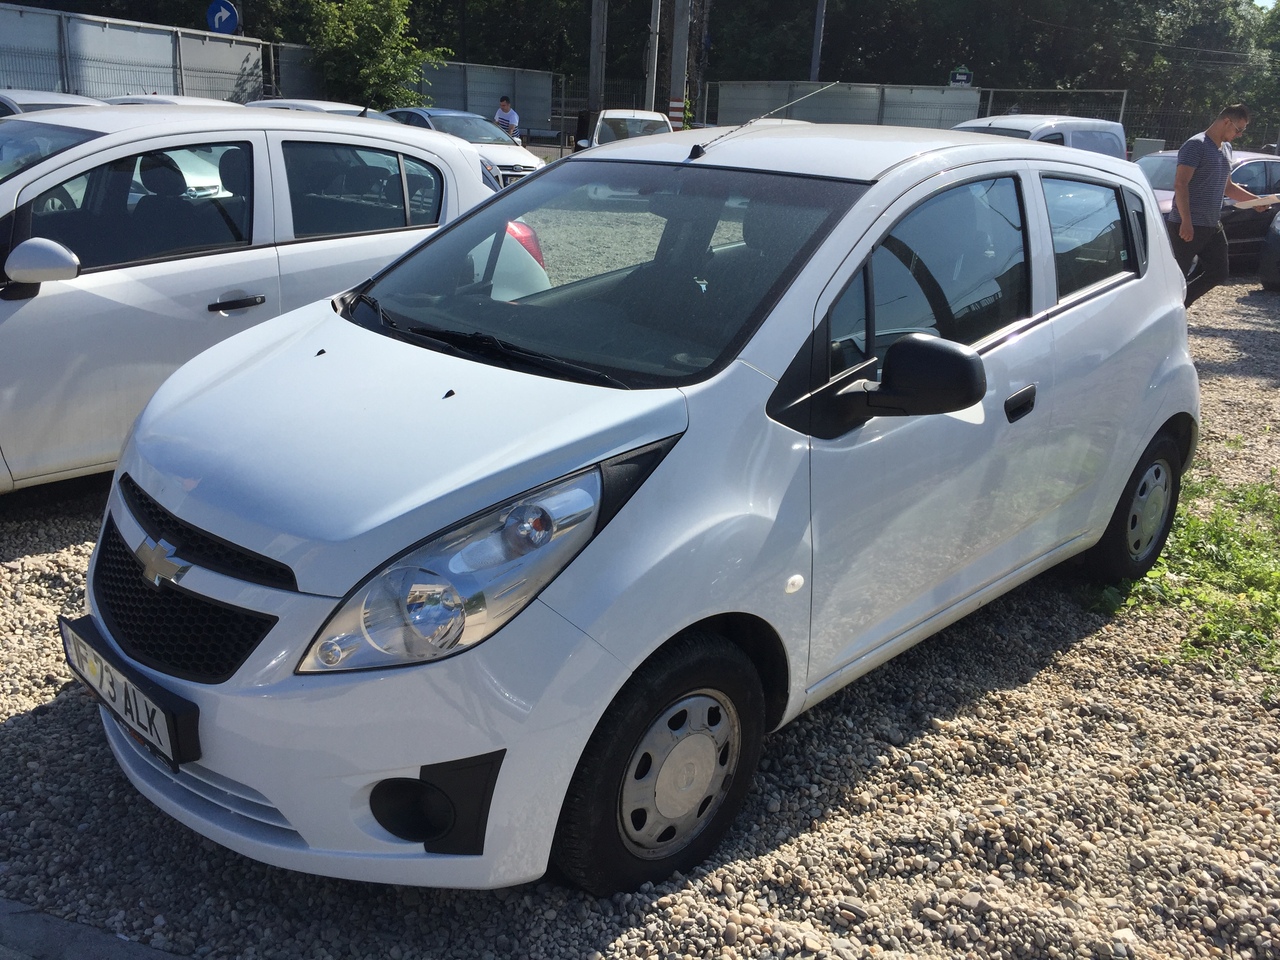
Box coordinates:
[299,470,601,672]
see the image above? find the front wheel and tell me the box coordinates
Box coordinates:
[1081,433,1182,583]
[552,630,765,895]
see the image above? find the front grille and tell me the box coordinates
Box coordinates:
[119,475,297,591]
[94,517,278,683]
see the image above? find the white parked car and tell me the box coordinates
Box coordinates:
[245,98,395,123]
[105,95,243,107]
[61,124,1198,895]
[386,107,545,188]
[0,105,492,492]
[0,89,104,116]
[578,108,674,150]
[952,114,1127,159]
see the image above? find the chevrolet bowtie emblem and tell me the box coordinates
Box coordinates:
[134,537,190,587]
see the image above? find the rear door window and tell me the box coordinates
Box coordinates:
[1042,177,1134,299]
[282,141,443,238]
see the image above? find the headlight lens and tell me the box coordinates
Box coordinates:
[300,469,601,672]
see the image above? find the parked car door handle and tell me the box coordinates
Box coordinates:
[1004,384,1036,423]
[208,295,266,312]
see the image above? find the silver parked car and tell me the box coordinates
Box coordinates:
[0,105,493,493]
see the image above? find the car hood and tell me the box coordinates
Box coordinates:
[120,304,689,596]
[476,142,543,168]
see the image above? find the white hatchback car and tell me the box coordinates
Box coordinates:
[61,124,1198,895]
[0,105,491,492]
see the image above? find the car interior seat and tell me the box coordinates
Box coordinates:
[130,153,192,259]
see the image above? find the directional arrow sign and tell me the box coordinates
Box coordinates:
[207,0,239,34]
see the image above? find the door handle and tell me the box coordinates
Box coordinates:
[1004,384,1036,423]
[208,295,266,312]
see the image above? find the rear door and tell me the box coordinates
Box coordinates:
[268,132,453,310]
[0,132,277,483]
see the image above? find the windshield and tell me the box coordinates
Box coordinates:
[0,118,101,184]
[351,159,867,388]
[431,115,516,145]
[1136,154,1177,191]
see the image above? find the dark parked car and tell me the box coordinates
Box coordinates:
[1137,148,1280,268]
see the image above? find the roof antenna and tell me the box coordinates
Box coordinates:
[688,80,842,158]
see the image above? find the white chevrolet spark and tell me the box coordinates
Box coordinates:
[62,124,1198,895]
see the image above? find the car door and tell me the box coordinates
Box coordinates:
[269,133,451,310]
[0,133,278,484]
[805,168,1062,689]
[1033,170,1166,539]
[1219,159,1279,261]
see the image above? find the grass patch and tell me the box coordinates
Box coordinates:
[1119,475,1280,673]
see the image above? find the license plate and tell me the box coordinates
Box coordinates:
[60,615,200,769]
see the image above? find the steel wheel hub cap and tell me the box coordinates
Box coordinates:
[1127,459,1171,560]
[619,690,740,859]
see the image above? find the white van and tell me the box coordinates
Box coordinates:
[62,124,1196,895]
[953,114,1127,159]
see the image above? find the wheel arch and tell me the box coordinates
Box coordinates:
[669,612,791,732]
[1159,411,1199,470]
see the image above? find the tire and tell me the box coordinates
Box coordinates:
[1081,433,1182,583]
[552,630,765,895]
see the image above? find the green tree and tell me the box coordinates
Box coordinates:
[303,0,444,108]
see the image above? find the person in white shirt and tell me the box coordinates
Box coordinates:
[494,96,520,138]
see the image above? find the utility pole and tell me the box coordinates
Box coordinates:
[644,0,661,113]
[810,0,826,83]
[667,0,690,129]
[589,0,608,115]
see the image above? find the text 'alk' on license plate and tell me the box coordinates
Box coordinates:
[59,615,200,768]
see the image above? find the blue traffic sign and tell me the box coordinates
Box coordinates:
[207,0,239,34]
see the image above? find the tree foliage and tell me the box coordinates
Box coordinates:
[303,0,442,108]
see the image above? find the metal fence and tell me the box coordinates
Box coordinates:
[1,2,265,101]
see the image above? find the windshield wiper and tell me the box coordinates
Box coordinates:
[401,323,629,389]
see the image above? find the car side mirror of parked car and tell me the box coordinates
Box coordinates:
[829,334,986,428]
[4,237,81,287]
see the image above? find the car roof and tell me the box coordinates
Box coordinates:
[246,98,370,112]
[573,123,1143,183]
[1,104,475,153]
[955,114,1123,132]
[1139,148,1274,164]
[106,95,242,107]
[393,107,485,119]
[1,90,104,108]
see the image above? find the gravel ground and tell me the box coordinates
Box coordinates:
[1,277,1279,960]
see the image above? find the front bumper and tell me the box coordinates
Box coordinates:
[79,486,626,888]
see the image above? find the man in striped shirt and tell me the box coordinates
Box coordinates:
[1167,103,1272,307]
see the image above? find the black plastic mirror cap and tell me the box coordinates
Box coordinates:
[871,333,987,416]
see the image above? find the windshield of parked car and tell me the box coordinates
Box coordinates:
[349,159,867,388]
[598,118,671,143]
[1136,153,1177,191]
[0,118,101,184]
[429,115,517,145]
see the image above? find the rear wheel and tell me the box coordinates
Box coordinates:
[1081,433,1182,583]
[552,630,765,895]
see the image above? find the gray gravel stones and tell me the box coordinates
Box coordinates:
[1,278,1278,959]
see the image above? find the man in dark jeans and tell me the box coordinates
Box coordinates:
[1167,103,1273,307]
